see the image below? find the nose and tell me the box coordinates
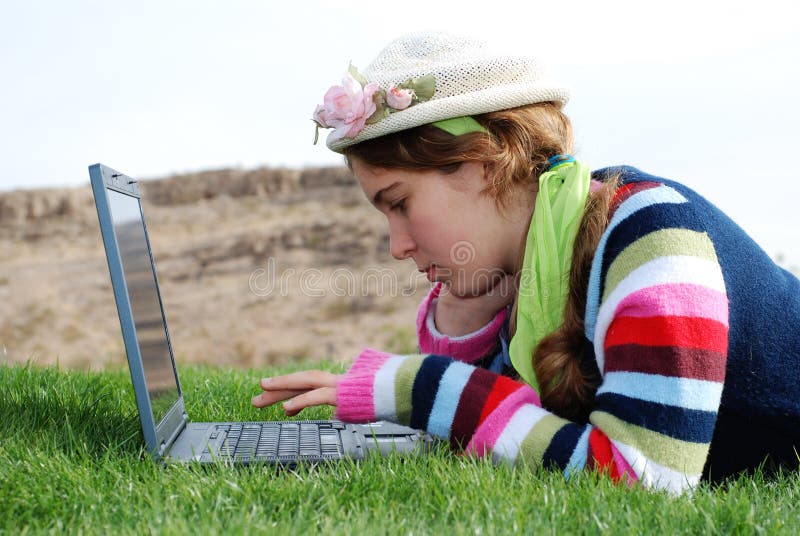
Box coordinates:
[389,222,416,261]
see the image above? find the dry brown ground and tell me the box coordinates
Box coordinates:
[0,166,427,370]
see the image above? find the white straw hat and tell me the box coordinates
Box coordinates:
[319,31,570,153]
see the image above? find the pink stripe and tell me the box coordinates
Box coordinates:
[615,284,729,325]
[610,442,639,486]
[416,282,508,364]
[334,348,393,423]
[464,384,540,457]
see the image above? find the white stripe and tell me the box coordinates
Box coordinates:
[597,372,724,412]
[612,440,701,494]
[594,255,726,372]
[372,355,406,421]
[603,252,725,303]
[491,404,547,465]
[609,186,688,233]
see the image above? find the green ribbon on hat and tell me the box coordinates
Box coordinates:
[430,116,488,136]
[509,157,591,393]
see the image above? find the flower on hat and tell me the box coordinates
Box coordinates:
[313,64,435,144]
[312,72,379,143]
[386,85,414,110]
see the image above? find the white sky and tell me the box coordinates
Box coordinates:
[1,0,799,264]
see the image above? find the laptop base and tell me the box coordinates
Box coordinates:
[167,420,432,465]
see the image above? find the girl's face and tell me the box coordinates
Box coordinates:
[351,158,533,298]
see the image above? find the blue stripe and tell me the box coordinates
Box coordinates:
[598,371,724,412]
[410,355,451,430]
[564,427,591,479]
[595,392,717,443]
[585,184,687,341]
[427,361,474,438]
[542,423,587,471]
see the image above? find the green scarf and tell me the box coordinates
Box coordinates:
[509,158,591,392]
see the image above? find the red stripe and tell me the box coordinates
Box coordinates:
[609,181,661,219]
[605,344,727,382]
[589,428,621,482]
[605,315,728,355]
[450,368,496,449]
[478,375,521,426]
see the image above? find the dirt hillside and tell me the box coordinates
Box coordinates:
[0,166,427,370]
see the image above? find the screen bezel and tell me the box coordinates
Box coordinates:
[89,163,186,456]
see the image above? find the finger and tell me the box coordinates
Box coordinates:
[260,370,338,391]
[251,388,308,408]
[282,387,337,417]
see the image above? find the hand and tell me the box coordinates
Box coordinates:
[251,370,340,417]
[434,273,516,336]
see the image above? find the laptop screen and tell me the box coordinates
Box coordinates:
[106,188,180,424]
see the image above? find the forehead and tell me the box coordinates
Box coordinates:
[350,158,410,187]
[349,158,425,202]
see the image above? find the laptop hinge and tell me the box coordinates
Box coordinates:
[158,413,189,458]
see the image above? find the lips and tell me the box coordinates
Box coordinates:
[427,265,436,282]
[418,263,437,282]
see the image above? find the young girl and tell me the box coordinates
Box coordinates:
[251,31,800,492]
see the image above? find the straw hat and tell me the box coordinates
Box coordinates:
[315,31,570,153]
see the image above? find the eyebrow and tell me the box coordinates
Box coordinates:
[372,182,402,206]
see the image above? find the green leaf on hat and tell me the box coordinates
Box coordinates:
[366,90,389,124]
[402,74,435,101]
[313,121,320,145]
[348,63,369,87]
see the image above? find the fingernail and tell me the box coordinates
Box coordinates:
[282,401,292,410]
[260,377,271,387]
[251,396,259,405]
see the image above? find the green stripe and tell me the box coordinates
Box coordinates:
[591,411,709,475]
[517,413,569,467]
[603,228,718,300]
[394,355,425,425]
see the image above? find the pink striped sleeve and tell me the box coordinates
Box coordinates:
[334,348,393,422]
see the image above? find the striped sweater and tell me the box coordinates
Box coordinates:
[335,167,800,493]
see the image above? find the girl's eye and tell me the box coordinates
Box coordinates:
[390,199,407,213]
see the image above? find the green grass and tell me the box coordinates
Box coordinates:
[2,363,799,534]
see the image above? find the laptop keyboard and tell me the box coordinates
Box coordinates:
[203,422,344,461]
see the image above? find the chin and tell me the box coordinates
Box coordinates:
[446,283,482,299]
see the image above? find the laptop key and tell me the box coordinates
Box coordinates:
[278,423,300,457]
[299,423,321,456]
[320,429,342,455]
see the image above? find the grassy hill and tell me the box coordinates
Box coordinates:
[2,362,799,533]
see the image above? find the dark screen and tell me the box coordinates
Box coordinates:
[107,189,180,424]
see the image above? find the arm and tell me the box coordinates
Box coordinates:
[337,183,729,493]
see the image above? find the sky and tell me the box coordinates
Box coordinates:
[1,0,799,264]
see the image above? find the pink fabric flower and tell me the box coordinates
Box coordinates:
[312,74,379,141]
[386,85,414,110]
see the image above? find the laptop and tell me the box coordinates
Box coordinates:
[89,163,431,464]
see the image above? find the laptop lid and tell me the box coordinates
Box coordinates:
[89,163,187,456]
